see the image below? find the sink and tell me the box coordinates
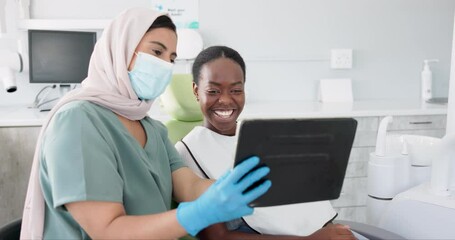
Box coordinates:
[402,135,441,166]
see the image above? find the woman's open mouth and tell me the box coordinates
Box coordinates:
[213,109,235,119]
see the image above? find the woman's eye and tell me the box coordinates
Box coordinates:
[231,89,244,94]
[207,90,219,95]
[152,49,162,56]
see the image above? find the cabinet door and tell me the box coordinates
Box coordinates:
[384,115,447,131]
[352,117,379,147]
[331,117,377,222]
[345,147,374,178]
[386,115,447,138]
[0,127,40,227]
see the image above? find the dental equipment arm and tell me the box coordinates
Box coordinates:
[0,0,7,34]
[0,49,22,92]
[375,116,393,157]
[0,49,23,92]
[17,0,29,18]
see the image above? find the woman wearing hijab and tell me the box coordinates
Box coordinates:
[20,8,271,239]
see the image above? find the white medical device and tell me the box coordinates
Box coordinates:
[0,48,22,92]
[367,115,455,239]
[0,0,25,93]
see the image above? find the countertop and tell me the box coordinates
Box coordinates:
[240,100,448,119]
[0,100,448,127]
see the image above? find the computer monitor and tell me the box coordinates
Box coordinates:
[28,30,96,84]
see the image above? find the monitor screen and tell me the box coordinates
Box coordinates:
[28,30,96,84]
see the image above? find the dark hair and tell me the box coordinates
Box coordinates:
[147,15,176,33]
[192,46,246,85]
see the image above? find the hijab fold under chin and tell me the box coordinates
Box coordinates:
[20,7,166,239]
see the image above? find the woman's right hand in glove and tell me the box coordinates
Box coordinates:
[176,156,271,236]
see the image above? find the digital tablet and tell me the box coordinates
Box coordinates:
[234,118,357,207]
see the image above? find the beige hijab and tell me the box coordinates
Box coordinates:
[20,7,167,239]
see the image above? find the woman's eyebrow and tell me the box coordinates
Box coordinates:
[231,81,243,86]
[207,81,244,86]
[150,41,167,50]
[208,81,222,86]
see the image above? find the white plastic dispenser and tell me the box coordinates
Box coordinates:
[366,116,410,225]
[421,59,439,101]
[403,135,440,188]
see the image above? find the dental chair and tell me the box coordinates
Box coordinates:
[160,74,203,144]
[335,220,405,240]
[0,218,21,240]
[160,74,404,240]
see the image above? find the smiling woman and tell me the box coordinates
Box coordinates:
[175,46,356,240]
[191,46,246,136]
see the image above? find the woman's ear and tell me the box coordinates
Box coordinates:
[192,82,199,101]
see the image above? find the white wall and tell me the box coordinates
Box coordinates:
[1,0,454,105]
[199,0,455,102]
[447,14,455,135]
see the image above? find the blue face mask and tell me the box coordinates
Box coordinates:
[128,52,173,100]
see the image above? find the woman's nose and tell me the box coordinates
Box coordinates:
[218,92,232,104]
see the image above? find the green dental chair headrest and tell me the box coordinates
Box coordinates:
[160,74,203,144]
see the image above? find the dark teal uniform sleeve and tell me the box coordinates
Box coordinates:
[42,106,124,208]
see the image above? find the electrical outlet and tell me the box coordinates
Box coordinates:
[331,49,353,69]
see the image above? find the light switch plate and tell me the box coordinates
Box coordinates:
[331,49,353,69]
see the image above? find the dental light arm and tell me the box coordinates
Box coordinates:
[18,0,29,18]
[0,0,24,93]
[0,0,7,34]
[0,49,22,92]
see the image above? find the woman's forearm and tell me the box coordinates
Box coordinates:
[66,201,188,239]
[172,167,213,202]
[103,209,187,239]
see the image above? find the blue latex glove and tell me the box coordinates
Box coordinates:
[176,156,271,236]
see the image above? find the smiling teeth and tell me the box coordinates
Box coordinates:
[215,110,234,118]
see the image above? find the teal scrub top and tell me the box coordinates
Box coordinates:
[39,100,186,239]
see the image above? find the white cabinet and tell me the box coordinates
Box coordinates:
[331,114,447,223]
[0,127,40,227]
[386,115,447,138]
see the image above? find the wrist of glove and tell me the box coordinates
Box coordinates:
[176,156,271,236]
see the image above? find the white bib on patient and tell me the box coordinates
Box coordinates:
[182,126,236,178]
[182,126,337,236]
